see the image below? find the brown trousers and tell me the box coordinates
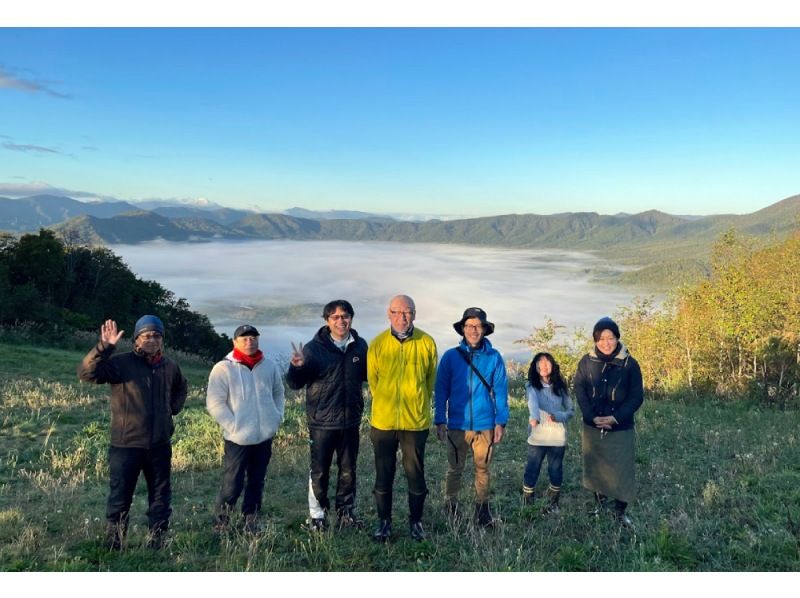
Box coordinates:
[445,429,494,503]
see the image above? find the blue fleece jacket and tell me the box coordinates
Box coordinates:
[434,338,509,431]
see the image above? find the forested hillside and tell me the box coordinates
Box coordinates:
[522,229,800,406]
[0,229,229,360]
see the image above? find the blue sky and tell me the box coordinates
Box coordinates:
[1,27,799,218]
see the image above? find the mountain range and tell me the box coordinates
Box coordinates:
[0,195,400,232]
[2,193,798,288]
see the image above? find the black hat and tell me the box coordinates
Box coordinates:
[233,324,260,339]
[453,307,495,336]
[592,317,620,341]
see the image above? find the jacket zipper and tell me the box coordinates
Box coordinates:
[468,350,474,430]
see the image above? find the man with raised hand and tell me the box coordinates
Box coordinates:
[286,300,368,532]
[78,315,187,550]
[206,324,285,534]
[435,307,509,528]
[367,294,438,542]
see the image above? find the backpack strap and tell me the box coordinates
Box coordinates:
[456,347,497,416]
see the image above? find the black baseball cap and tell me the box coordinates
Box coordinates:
[233,324,260,339]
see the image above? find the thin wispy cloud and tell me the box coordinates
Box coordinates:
[3,142,62,154]
[0,181,118,201]
[0,66,70,99]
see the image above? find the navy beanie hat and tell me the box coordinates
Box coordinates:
[592,316,620,341]
[134,315,165,338]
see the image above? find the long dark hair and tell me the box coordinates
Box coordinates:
[527,352,568,397]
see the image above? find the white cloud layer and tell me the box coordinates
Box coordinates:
[111,239,642,363]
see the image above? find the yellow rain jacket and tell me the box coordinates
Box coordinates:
[368,327,438,431]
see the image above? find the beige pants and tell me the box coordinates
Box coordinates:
[445,429,494,503]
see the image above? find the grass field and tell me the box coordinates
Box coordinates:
[1,340,798,572]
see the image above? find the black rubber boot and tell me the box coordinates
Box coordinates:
[373,519,392,543]
[374,490,392,521]
[373,490,393,542]
[409,520,425,542]
[408,491,427,540]
[408,491,427,523]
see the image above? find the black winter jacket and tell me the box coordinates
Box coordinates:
[286,326,368,430]
[573,343,644,431]
[78,341,188,448]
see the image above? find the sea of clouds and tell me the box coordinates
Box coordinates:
[111,240,641,364]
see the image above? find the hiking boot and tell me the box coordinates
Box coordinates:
[614,511,634,528]
[373,519,392,543]
[409,520,425,542]
[337,508,364,529]
[146,527,167,550]
[105,521,127,551]
[474,502,495,529]
[543,485,561,514]
[444,499,461,520]
[307,517,327,533]
[588,492,608,518]
[522,489,536,506]
[243,514,261,534]
[613,500,633,528]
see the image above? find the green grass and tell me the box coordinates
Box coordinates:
[1,341,798,571]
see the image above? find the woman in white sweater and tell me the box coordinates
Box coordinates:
[522,352,574,513]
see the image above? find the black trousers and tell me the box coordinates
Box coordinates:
[215,438,273,518]
[308,427,360,517]
[370,427,429,521]
[107,443,172,531]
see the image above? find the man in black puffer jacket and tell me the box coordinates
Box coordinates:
[286,299,368,532]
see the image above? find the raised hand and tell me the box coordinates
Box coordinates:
[290,341,305,367]
[101,319,125,345]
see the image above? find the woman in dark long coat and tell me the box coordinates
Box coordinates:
[573,317,644,526]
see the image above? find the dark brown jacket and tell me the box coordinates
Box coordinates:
[78,341,188,448]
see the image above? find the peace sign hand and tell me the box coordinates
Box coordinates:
[101,319,125,346]
[290,341,305,367]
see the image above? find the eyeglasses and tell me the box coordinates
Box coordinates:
[463,324,483,331]
[328,314,352,321]
[139,332,162,340]
[389,310,414,317]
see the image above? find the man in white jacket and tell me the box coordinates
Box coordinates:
[206,324,285,532]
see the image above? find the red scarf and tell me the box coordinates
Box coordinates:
[233,347,263,370]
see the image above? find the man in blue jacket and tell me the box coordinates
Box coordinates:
[435,307,509,528]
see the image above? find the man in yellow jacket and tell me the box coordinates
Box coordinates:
[368,294,438,543]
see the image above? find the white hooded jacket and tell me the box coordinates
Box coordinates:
[206,351,285,446]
